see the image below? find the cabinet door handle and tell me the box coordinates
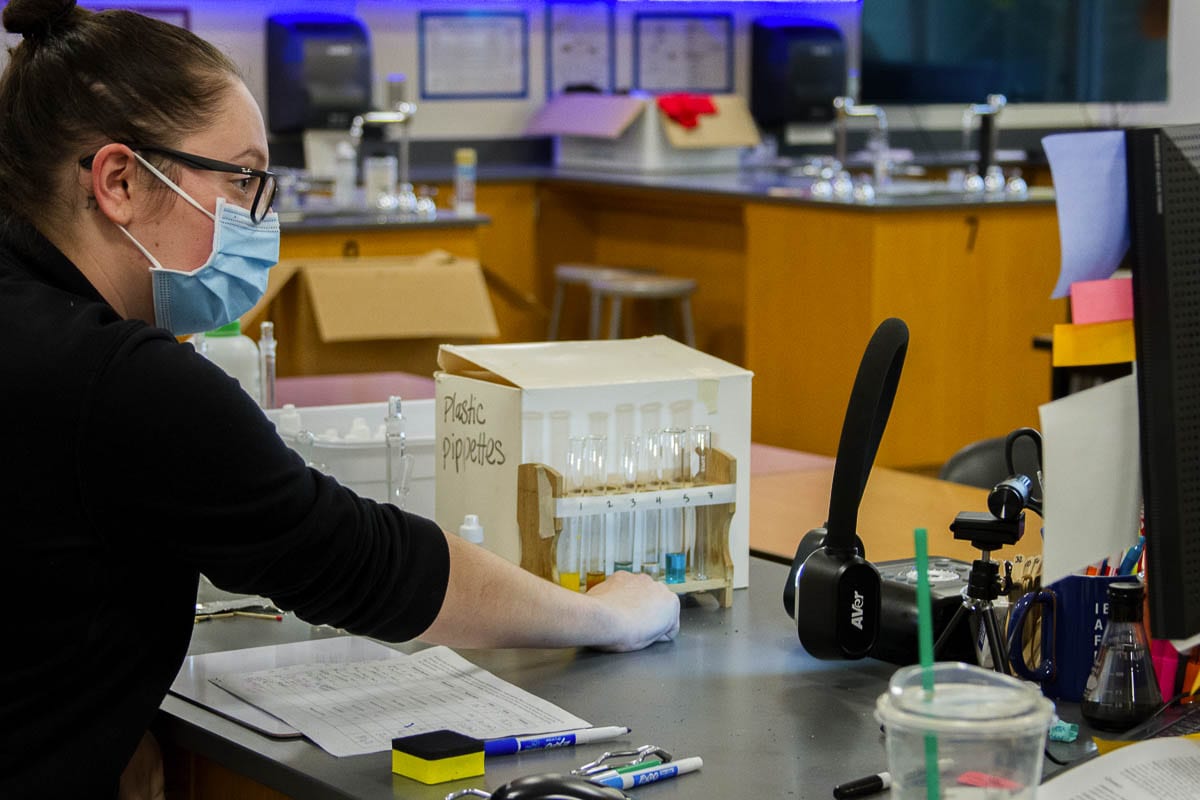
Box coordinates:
[965,216,979,252]
[342,239,360,258]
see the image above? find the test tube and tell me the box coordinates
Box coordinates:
[583,435,608,590]
[557,436,586,592]
[258,321,276,410]
[385,396,414,509]
[689,425,712,581]
[614,434,640,572]
[639,430,663,577]
[660,428,687,584]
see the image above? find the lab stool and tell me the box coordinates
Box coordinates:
[588,274,698,347]
[546,263,656,340]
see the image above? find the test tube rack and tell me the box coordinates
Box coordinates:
[517,448,737,607]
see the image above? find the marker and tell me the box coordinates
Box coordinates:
[585,759,664,783]
[833,770,892,799]
[234,611,284,621]
[591,756,702,790]
[483,726,630,757]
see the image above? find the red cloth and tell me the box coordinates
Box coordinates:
[656,93,717,129]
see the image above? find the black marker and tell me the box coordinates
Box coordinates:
[833,770,891,799]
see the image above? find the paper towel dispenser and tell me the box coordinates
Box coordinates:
[750,18,846,127]
[267,13,372,134]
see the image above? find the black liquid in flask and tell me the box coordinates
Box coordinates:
[1080,581,1162,732]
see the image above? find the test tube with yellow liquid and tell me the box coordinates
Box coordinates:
[556,436,586,592]
[583,435,608,590]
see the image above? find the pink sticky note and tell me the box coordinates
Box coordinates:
[1070,277,1133,324]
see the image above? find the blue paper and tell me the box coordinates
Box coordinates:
[1043,131,1129,299]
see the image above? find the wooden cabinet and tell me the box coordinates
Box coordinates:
[280,221,481,261]
[745,202,1067,469]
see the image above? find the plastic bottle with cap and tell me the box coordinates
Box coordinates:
[453,148,476,217]
[459,514,484,545]
[202,321,260,405]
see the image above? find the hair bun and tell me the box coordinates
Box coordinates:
[3,0,78,41]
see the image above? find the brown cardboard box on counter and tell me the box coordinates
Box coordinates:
[242,251,499,378]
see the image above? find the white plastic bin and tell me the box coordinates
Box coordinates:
[265,399,436,520]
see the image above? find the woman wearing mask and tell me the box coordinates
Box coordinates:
[0,2,680,797]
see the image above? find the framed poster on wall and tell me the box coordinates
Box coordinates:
[633,12,733,94]
[546,1,614,96]
[419,11,529,100]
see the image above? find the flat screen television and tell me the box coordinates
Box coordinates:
[1126,123,1200,640]
[860,0,1169,105]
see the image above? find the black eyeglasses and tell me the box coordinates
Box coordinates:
[79,145,278,223]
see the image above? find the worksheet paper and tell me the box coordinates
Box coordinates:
[1036,737,1200,798]
[211,646,589,758]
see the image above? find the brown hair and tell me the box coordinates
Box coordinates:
[0,0,242,231]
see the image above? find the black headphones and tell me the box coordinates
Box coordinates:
[782,318,909,660]
[987,427,1043,520]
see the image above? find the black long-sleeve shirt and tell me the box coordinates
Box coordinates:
[0,219,450,797]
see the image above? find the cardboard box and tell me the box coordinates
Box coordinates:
[524,93,760,173]
[243,252,498,378]
[434,336,753,587]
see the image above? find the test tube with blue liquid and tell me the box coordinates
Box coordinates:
[583,435,608,590]
[661,428,687,584]
[557,436,586,592]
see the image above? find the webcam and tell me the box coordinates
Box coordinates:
[783,318,908,660]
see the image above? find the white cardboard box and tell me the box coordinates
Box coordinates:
[266,399,436,520]
[434,337,753,587]
[524,93,760,173]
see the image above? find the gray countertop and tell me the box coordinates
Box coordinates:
[157,557,1092,799]
[279,208,491,233]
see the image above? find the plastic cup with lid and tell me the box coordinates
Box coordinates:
[875,662,1053,799]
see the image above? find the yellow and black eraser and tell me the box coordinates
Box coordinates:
[391,729,484,784]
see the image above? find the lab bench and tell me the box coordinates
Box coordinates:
[275,169,1064,471]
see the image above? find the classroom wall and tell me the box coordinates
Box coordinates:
[2,1,1199,141]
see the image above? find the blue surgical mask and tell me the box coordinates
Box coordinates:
[117,152,280,335]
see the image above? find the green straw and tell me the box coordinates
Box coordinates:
[914,527,941,800]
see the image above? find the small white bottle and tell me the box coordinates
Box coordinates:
[333,141,358,209]
[454,148,477,217]
[203,321,261,405]
[458,514,484,545]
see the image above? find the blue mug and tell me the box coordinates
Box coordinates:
[1007,574,1125,701]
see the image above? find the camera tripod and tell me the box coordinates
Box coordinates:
[933,511,1025,674]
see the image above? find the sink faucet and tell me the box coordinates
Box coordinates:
[961,94,1006,173]
[349,76,419,210]
[833,96,889,186]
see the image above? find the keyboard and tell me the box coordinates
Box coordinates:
[1123,700,1200,741]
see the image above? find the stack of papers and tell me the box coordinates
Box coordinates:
[207,643,589,758]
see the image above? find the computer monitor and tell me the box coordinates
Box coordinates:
[1126,124,1200,640]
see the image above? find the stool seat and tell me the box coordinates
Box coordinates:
[547,263,656,340]
[589,275,697,299]
[588,275,698,347]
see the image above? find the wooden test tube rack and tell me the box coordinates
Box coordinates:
[517,448,737,607]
